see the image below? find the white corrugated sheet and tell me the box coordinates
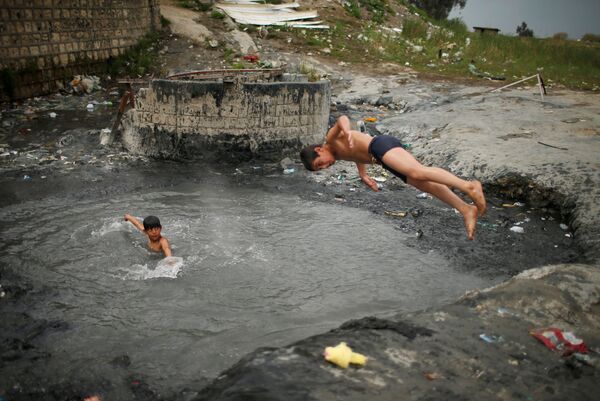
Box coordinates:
[216,1,329,29]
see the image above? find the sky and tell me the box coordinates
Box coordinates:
[448,0,600,39]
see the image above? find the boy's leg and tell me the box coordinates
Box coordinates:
[382,148,487,216]
[408,178,478,240]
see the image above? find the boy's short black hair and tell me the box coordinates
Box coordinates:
[143,215,161,230]
[300,144,319,171]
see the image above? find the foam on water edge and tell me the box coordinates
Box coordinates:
[124,256,184,280]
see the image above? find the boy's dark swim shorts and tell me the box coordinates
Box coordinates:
[367,135,408,183]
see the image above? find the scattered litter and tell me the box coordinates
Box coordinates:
[323,342,367,368]
[243,54,259,63]
[415,229,423,239]
[509,226,524,233]
[530,328,589,356]
[424,372,442,380]
[86,103,94,112]
[561,118,581,124]
[23,175,32,180]
[480,334,503,343]
[477,222,498,230]
[373,176,387,183]
[71,75,101,94]
[508,359,519,366]
[410,208,423,218]
[468,63,505,80]
[334,195,345,202]
[363,117,377,123]
[497,307,518,317]
[537,141,568,151]
[283,167,296,174]
[416,192,429,199]
[559,223,568,230]
[385,210,407,218]
[357,120,366,133]
[565,233,572,238]
[49,112,57,118]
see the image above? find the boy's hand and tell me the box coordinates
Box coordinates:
[361,175,380,191]
[124,214,131,221]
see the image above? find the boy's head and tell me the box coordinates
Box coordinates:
[143,215,161,230]
[143,216,163,241]
[300,144,335,171]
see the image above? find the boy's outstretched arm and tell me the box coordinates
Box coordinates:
[160,238,172,257]
[124,214,144,232]
[324,115,354,148]
[356,163,379,191]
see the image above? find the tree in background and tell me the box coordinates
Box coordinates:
[408,0,466,20]
[553,32,568,40]
[516,21,534,37]
[581,33,600,42]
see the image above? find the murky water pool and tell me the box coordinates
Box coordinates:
[0,158,496,397]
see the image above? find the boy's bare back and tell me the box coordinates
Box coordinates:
[326,130,374,164]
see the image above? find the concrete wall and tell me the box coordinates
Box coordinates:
[0,0,160,99]
[121,78,331,161]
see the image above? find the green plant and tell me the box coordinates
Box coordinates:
[230,62,245,69]
[299,62,320,82]
[160,15,171,28]
[359,0,388,23]
[344,0,361,18]
[178,0,211,12]
[402,18,428,40]
[222,47,235,62]
[211,10,225,19]
[107,31,163,77]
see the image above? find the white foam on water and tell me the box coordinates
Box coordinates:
[91,219,130,237]
[123,256,184,280]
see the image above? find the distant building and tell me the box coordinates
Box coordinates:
[473,26,501,35]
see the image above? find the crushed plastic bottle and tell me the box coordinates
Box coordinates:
[357,120,366,133]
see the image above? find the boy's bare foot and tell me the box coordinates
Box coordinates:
[468,180,487,216]
[463,205,478,240]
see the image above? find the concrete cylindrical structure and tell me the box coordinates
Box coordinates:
[121,77,331,161]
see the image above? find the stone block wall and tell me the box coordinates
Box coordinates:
[121,78,331,161]
[0,0,160,99]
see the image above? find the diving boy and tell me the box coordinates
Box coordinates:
[124,214,172,256]
[299,115,486,240]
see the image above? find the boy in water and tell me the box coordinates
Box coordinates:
[299,115,486,240]
[124,214,172,256]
